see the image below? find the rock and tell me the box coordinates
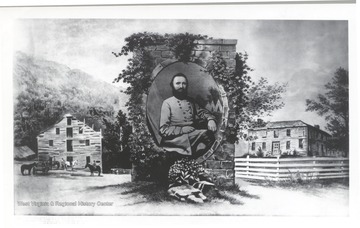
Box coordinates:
[187,194,204,204]
[168,184,205,203]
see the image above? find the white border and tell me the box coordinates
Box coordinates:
[0,2,358,228]
[0,0,355,7]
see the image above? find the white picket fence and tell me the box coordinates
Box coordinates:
[234,156,349,181]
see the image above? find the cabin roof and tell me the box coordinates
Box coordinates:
[37,114,96,136]
[14,146,36,159]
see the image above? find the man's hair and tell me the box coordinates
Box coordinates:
[170,73,188,89]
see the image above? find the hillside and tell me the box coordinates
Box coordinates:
[13,51,129,150]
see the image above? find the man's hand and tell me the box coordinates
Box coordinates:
[208,120,217,132]
[181,126,195,134]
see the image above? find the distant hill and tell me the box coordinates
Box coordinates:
[13,51,129,151]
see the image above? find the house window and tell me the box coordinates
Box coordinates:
[67,140,73,152]
[67,117,72,125]
[262,131,267,138]
[49,140,53,146]
[79,127,83,134]
[286,141,290,150]
[299,139,304,149]
[66,128,73,137]
[251,142,255,151]
[274,130,279,138]
[286,129,291,137]
[262,142,266,150]
[56,128,60,135]
[86,139,90,146]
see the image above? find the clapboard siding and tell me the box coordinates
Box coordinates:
[37,114,102,169]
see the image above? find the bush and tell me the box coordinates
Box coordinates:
[168,158,206,187]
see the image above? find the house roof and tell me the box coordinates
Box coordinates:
[14,146,36,159]
[265,120,308,129]
[250,120,331,136]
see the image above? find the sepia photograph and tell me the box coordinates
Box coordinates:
[0,1,358,224]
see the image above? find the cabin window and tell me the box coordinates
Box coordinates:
[262,142,266,150]
[286,129,291,137]
[67,117,72,125]
[273,130,279,138]
[49,140,53,146]
[251,142,255,151]
[86,139,90,146]
[67,156,73,163]
[66,128,73,137]
[56,128,60,134]
[286,141,290,150]
[67,140,73,152]
[299,139,304,149]
[79,127,83,134]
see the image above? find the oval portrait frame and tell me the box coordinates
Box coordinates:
[146,60,227,162]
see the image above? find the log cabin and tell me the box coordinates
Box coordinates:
[37,114,102,169]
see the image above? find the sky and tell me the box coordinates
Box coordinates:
[14,19,348,131]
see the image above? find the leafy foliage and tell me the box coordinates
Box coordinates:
[168,158,206,187]
[206,52,287,139]
[112,32,208,62]
[306,67,349,155]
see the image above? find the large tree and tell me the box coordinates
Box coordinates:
[306,67,349,156]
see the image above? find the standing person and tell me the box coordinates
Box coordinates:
[159,73,217,158]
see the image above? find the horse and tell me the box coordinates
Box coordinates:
[21,162,37,175]
[52,161,60,170]
[62,159,78,171]
[85,163,101,176]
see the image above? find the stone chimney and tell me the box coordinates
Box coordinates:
[314,125,320,129]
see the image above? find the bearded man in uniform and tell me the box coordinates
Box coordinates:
[159,73,217,158]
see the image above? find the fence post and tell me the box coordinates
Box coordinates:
[246,155,250,177]
[276,155,280,181]
[312,156,317,180]
[340,159,344,175]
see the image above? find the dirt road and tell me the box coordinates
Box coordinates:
[14,162,348,216]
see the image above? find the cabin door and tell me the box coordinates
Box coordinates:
[67,156,73,166]
[272,141,280,155]
[86,156,90,164]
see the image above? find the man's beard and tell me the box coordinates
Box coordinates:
[172,88,188,100]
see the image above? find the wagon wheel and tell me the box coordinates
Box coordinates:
[54,162,60,170]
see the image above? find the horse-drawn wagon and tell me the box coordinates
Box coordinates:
[33,154,60,174]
